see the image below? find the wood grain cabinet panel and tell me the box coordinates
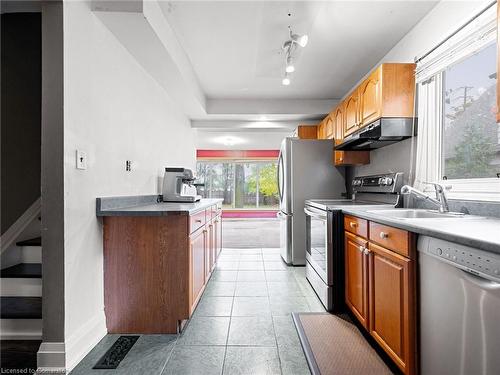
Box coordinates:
[344,215,368,238]
[359,67,382,127]
[296,125,319,139]
[344,89,360,136]
[369,222,412,258]
[345,231,369,329]
[190,227,206,315]
[325,115,334,139]
[368,242,416,375]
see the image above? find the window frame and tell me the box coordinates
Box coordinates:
[436,44,500,202]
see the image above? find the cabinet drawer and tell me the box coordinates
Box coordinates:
[190,210,206,233]
[344,215,368,238]
[369,222,410,257]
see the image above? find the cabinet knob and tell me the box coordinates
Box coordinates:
[358,245,365,252]
[195,219,202,223]
[364,248,371,255]
[379,232,389,239]
[350,222,357,228]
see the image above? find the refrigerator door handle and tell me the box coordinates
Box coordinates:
[277,152,283,203]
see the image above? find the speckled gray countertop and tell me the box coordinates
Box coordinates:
[96,195,223,216]
[342,207,500,254]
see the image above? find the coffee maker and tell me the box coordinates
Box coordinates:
[162,167,201,203]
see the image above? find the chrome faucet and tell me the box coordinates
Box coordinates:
[400,182,451,213]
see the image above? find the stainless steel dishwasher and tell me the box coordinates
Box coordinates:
[418,236,500,375]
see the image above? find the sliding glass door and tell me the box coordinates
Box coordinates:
[196,160,278,210]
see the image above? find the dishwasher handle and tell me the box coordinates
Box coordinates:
[461,269,500,290]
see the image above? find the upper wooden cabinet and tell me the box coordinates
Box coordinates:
[344,89,360,137]
[296,125,318,139]
[324,115,334,139]
[333,105,344,142]
[359,66,382,126]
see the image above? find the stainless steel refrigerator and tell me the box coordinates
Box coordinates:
[277,137,345,265]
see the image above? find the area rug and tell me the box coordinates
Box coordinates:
[292,312,393,375]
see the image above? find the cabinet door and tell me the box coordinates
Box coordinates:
[345,231,369,328]
[317,120,325,139]
[325,115,334,139]
[189,228,206,314]
[359,68,382,127]
[212,219,218,270]
[368,242,415,375]
[333,106,344,143]
[216,216,223,257]
[344,90,360,136]
[206,223,214,280]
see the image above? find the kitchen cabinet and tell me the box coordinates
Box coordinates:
[102,201,223,334]
[324,115,334,139]
[359,66,382,126]
[344,89,360,136]
[368,242,415,375]
[344,214,416,375]
[296,125,318,139]
[190,227,206,315]
[333,104,369,166]
[345,231,369,328]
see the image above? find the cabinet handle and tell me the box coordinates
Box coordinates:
[358,245,365,253]
[350,222,357,228]
[195,219,202,223]
[379,232,389,239]
[364,248,370,255]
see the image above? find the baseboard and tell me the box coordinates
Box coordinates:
[64,310,107,372]
[37,342,66,373]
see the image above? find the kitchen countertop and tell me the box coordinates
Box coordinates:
[96,195,223,216]
[341,207,500,254]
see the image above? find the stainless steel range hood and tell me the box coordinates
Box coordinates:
[335,118,417,151]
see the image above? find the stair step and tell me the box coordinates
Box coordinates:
[0,340,41,370]
[16,237,41,247]
[1,264,42,279]
[1,297,42,319]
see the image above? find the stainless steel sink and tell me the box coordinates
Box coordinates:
[366,209,466,219]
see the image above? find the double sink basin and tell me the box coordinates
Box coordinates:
[366,209,470,220]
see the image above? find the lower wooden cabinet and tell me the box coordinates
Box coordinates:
[368,242,415,374]
[345,231,369,328]
[344,217,416,375]
[102,202,223,334]
[189,227,206,315]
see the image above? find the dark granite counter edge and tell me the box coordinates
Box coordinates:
[341,208,500,255]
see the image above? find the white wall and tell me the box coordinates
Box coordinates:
[62,1,195,368]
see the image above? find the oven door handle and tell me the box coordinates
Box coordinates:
[304,207,327,220]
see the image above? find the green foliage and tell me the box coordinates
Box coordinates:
[247,164,278,197]
[445,125,496,179]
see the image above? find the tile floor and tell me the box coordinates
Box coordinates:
[71,248,325,375]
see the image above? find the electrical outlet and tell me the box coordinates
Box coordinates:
[76,150,87,170]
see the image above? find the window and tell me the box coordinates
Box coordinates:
[196,160,279,209]
[415,3,500,201]
[442,43,499,180]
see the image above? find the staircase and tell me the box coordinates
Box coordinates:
[1,237,42,340]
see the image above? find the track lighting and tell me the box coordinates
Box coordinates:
[285,56,295,73]
[291,33,308,48]
[280,26,308,86]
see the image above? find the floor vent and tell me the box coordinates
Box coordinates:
[93,336,139,369]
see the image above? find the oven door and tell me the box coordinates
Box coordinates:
[304,205,332,285]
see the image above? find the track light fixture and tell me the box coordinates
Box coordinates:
[281,26,308,86]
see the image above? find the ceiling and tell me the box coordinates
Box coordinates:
[161,1,437,101]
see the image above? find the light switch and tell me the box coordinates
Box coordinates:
[76,150,87,170]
